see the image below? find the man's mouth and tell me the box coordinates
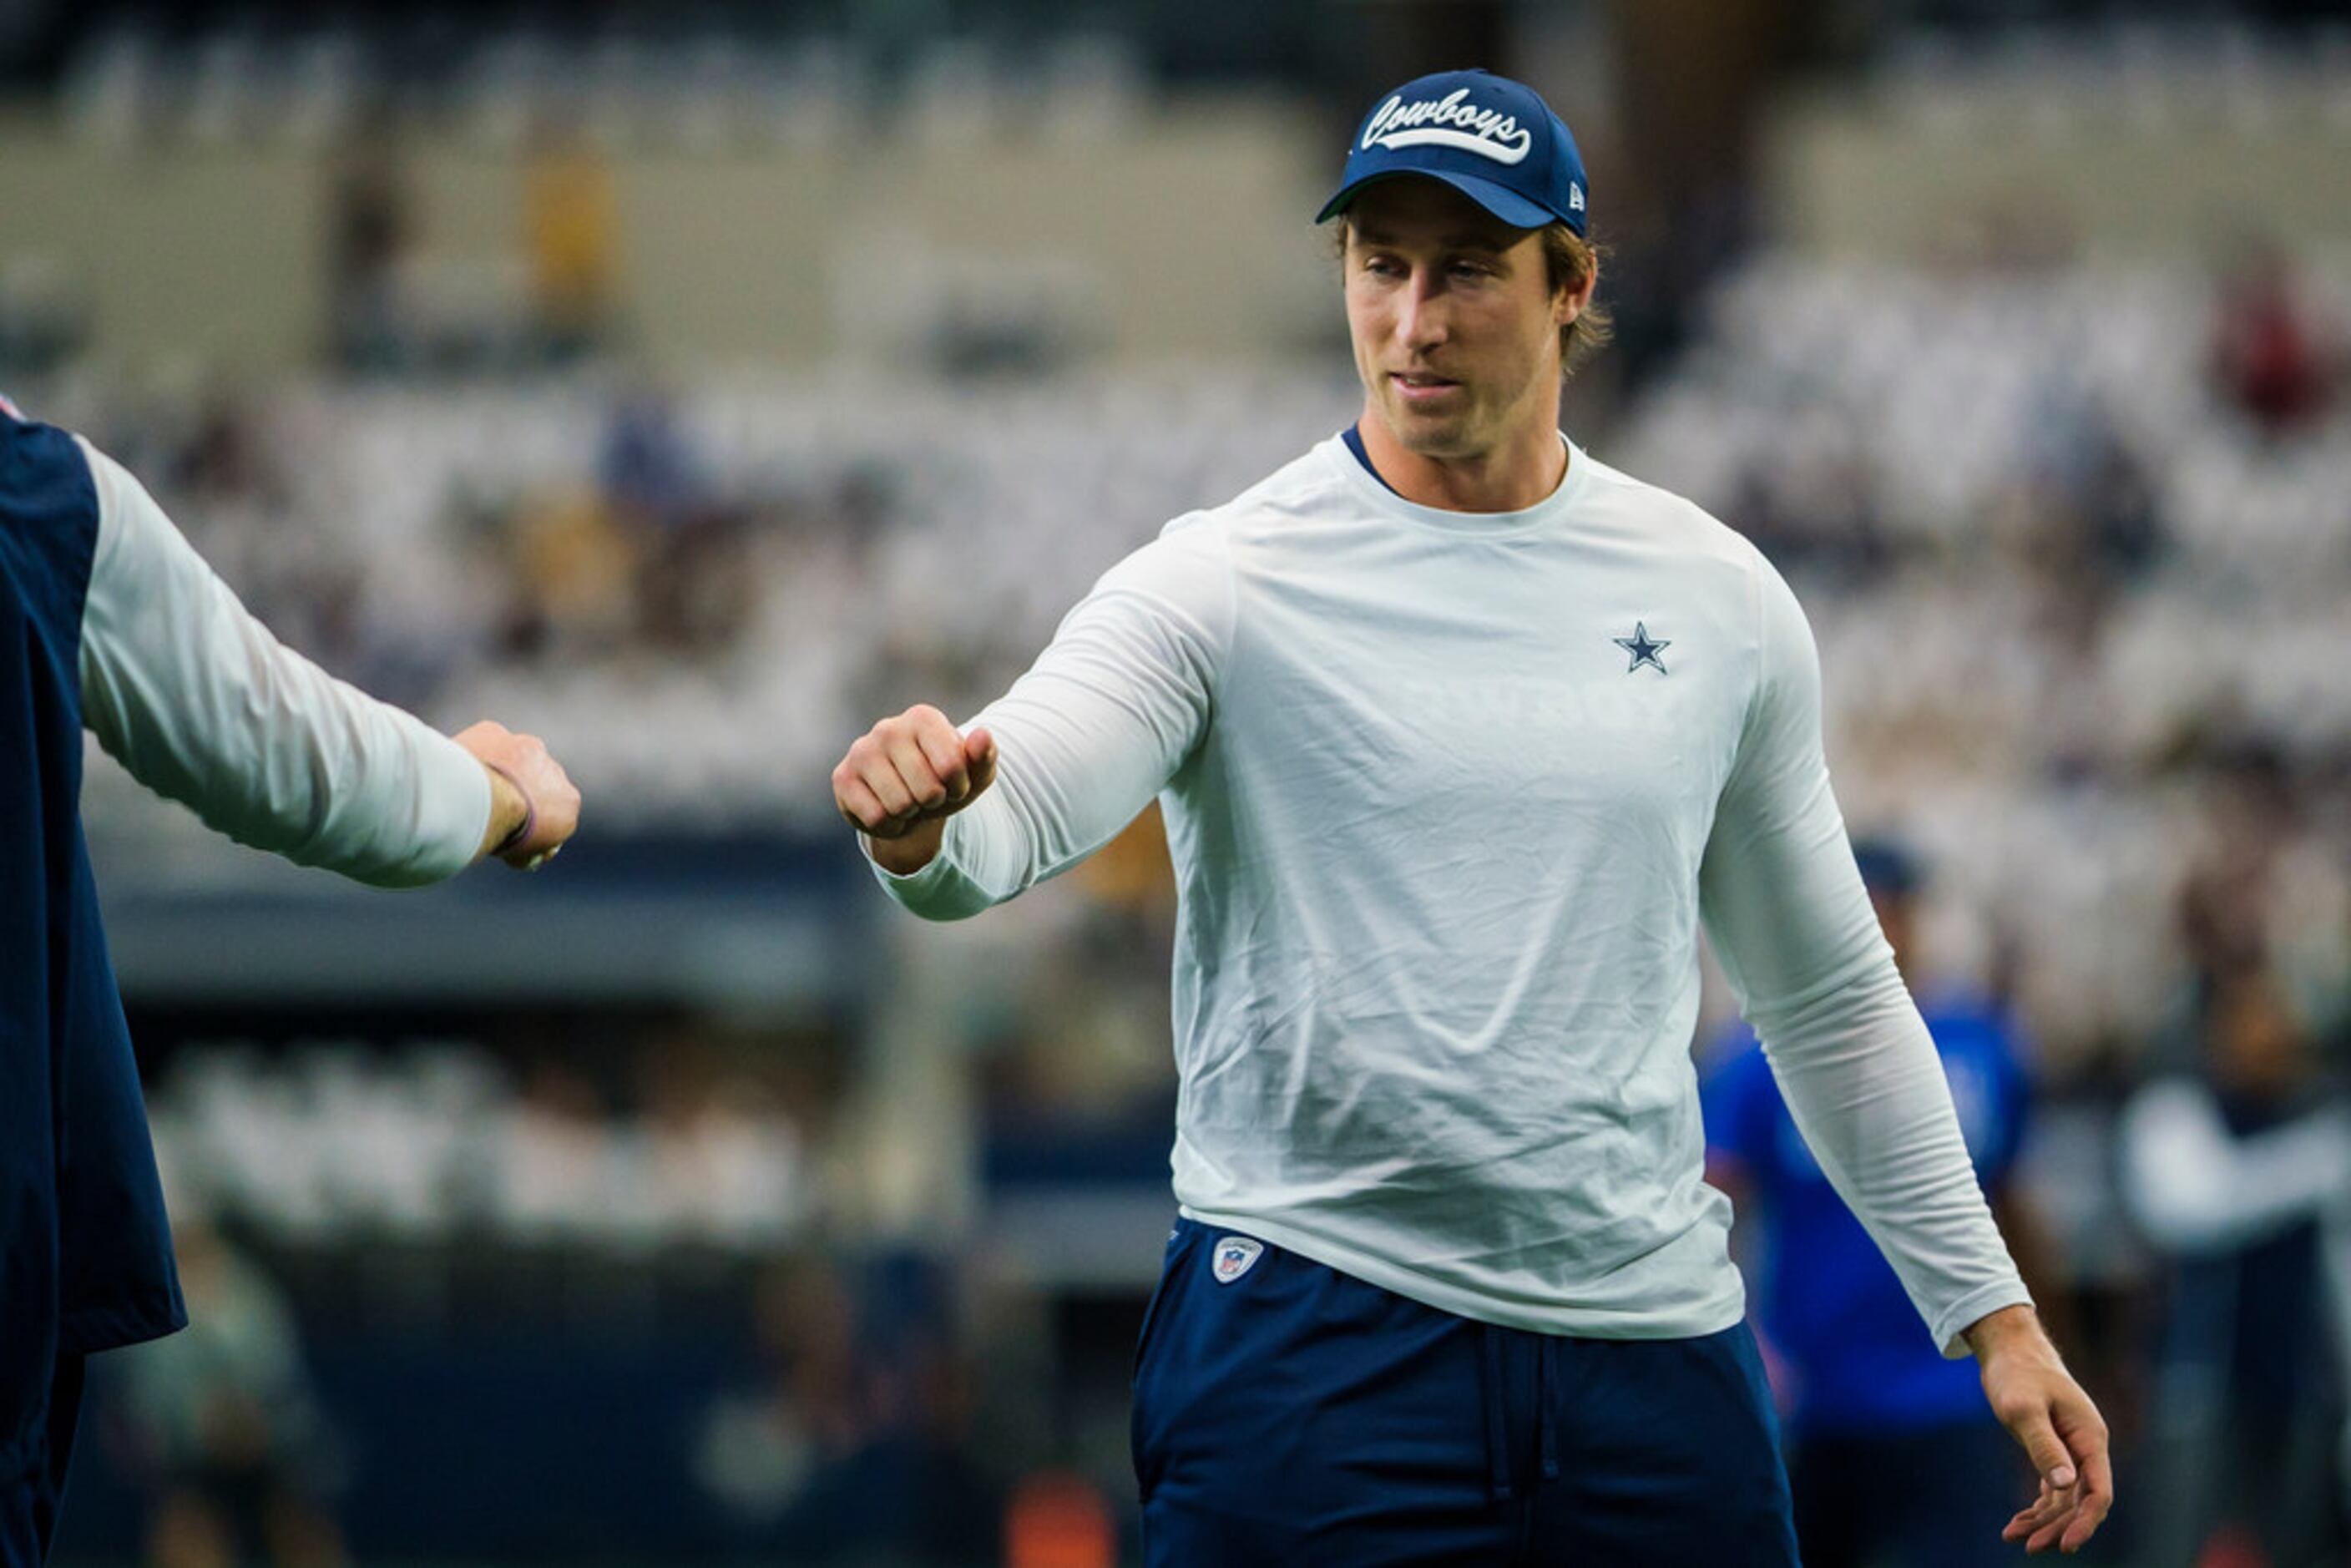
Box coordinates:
[1391,372,1461,402]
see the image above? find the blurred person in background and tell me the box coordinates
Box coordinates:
[497,480,640,660]
[0,396,579,1565]
[2123,954,2351,1566]
[2210,240,2340,441]
[598,384,705,532]
[595,389,756,658]
[835,68,2109,1564]
[1701,838,2048,1568]
[695,1253,994,1561]
[693,1254,861,1540]
[523,115,619,364]
[324,111,415,376]
[115,1215,346,1568]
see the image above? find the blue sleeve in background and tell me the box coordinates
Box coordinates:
[1921,999,2033,1188]
[1698,1024,1770,1175]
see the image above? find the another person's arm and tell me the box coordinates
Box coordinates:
[834,519,1231,912]
[2119,1075,2351,1252]
[74,438,577,883]
[1697,552,2110,1555]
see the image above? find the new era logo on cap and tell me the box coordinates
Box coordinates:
[1317,68,1589,235]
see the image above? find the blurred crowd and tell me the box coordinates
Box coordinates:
[53,235,2351,1074]
[1622,244,2351,1076]
[149,1037,814,1251]
[84,1015,1145,1567]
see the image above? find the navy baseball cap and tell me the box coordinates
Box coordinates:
[1317,68,1589,235]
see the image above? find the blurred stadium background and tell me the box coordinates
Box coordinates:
[3,0,2348,1563]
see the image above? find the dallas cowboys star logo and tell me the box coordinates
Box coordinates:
[1614,621,1671,674]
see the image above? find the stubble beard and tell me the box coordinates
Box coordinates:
[1384,397,1483,461]
[1364,366,1474,452]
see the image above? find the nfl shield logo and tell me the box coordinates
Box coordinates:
[1211,1236,1264,1283]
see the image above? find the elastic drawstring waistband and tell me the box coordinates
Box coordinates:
[1481,1323,1513,1502]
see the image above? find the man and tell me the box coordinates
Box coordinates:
[1703,839,2045,1566]
[1,396,579,1565]
[832,69,2110,1563]
[2122,960,2351,1565]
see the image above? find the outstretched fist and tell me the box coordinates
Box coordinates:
[832,705,997,865]
[455,720,581,871]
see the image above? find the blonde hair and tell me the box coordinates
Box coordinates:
[1540,225,1612,374]
[1335,215,1611,377]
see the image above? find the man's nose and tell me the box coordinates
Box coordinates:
[1395,270,1449,352]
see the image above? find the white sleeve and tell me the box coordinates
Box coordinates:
[2120,1077,2351,1253]
[74,438,491,888]
[1699,553,2029,1357]
[871,517,1232,920]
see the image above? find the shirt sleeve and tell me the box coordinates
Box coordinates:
[2119,1076,2351,1254]
[74,438,491,888]
[871,515,1233,920]
[1698,552,2030,1357]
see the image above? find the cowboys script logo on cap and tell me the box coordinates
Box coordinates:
[1211,1236,1264,1283]
[1361,88,1532,165]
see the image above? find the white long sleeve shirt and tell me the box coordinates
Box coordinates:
[876,435,2028,1352]
[74,438,489,888]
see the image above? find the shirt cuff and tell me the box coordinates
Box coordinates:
[1934,1278,2036,1360]
[857,824,1004,921]
[407,733,495,885]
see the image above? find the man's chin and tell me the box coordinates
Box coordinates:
[1383,413,1474,459]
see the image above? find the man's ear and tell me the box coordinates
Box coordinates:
[1555,263,1596,327]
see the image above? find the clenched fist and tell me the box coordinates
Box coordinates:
[832,705,998,874]
[455,720,582,871]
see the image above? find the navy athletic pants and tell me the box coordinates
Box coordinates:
[1134,1220,1799,1565]
[0,1356,83,1568]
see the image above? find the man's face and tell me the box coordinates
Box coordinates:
[1342,178,1577,463]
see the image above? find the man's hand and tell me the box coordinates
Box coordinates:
[1965,1304,2113,1555]
[832,705,998,875]
[455,721,581,870]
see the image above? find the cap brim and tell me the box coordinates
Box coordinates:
[1314,169,1558,230]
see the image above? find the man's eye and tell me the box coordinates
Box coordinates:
[1363,256,1403,277]
[1449,260,1492,280]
